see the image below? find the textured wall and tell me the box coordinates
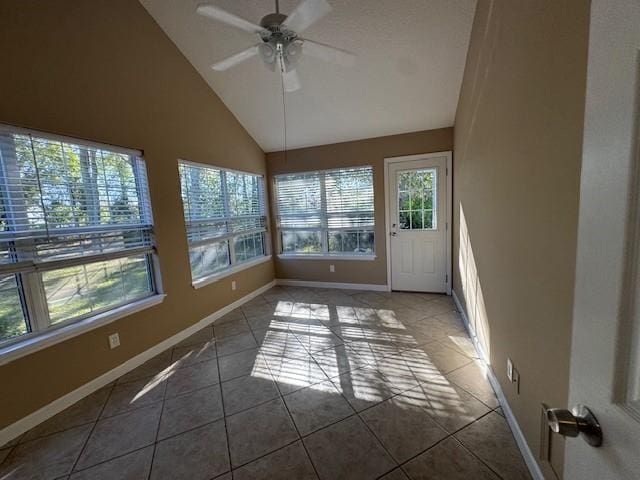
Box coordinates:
[452,1,589,476]
[0,0,273,428]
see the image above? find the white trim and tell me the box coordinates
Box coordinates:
[0,294,167,367]
[384,151,453,294]
[452,290,544,480]
[192,255,272,289]
[452,290,490,373]
[0,280,276,447]
[446,152,453,296]
[277,254,376,261]
[275,278,388,291]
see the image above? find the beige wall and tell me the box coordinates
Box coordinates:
[0,0,274,428]
[267,129,453,285]
[453,1,589,476]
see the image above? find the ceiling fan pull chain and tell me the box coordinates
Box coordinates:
[280,62,289,164]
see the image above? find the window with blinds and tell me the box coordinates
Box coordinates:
[0,124,157,346]
[178,161,267,282]
[274,166,375,256]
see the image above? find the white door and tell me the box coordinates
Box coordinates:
[562,2,640,479]
[386,153,450,293]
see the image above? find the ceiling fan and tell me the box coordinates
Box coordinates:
[196,0,356,92]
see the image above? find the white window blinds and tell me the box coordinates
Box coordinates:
[274,166,375,255]
[178,161,267,281]
[0,124,157,346]
[0,126,154,273]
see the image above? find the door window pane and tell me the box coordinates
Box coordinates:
[397,169,436,230]
[0,274,28,341]
[411,211,423,229]
[424,211,433,228]
[282,231,321,253]
[43,254,153,325]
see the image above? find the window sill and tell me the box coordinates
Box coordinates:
[277,254,377,261]
[192,255,273,289]
[0,294,167,366]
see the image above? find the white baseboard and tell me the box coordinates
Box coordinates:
[0,280,276,447]
[275,279,388,292]
[452,289,544,480]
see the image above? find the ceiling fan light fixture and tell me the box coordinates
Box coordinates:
[198,0,356,91]
[285,40,303,68]
[258,43,277,71]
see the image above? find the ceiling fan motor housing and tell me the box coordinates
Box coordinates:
[260,12,287,29]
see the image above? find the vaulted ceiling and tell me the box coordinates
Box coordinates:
[141,0,476,152]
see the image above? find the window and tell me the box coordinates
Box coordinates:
[0,124,157,346]
[178,161,267,282]
[274,166,374,256]
[398,168,436,230]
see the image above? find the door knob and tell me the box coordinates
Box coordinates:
[390,232,397,237]
[546,404,602,447]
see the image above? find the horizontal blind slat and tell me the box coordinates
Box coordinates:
[178,161,266,247]
[0,128,154,267]
[274,166,375,231]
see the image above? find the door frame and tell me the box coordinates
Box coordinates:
[383,151,452,294]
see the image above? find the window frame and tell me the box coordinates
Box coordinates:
[273,166,376,259]
[178,159,271,287]
[0,124,164,359]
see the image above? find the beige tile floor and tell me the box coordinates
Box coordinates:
[0,286,531,480]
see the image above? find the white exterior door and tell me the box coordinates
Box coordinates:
[387,153,450,293]
[563,2,640,479]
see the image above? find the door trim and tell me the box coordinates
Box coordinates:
[383,151,452,294]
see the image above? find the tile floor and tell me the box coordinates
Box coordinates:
[0,286,531,480]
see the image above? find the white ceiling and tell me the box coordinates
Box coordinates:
[141,0,476,152]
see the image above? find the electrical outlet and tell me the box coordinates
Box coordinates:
[329,264,335,273]
[231,280,236,291]
[507,358,521,394]
[108,333,120,349]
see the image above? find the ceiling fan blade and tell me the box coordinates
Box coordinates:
[282,0,332,35]
[301,39,356,67]
[211,45,260,71]
[283,68,302,92]
[197,4,268,35]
